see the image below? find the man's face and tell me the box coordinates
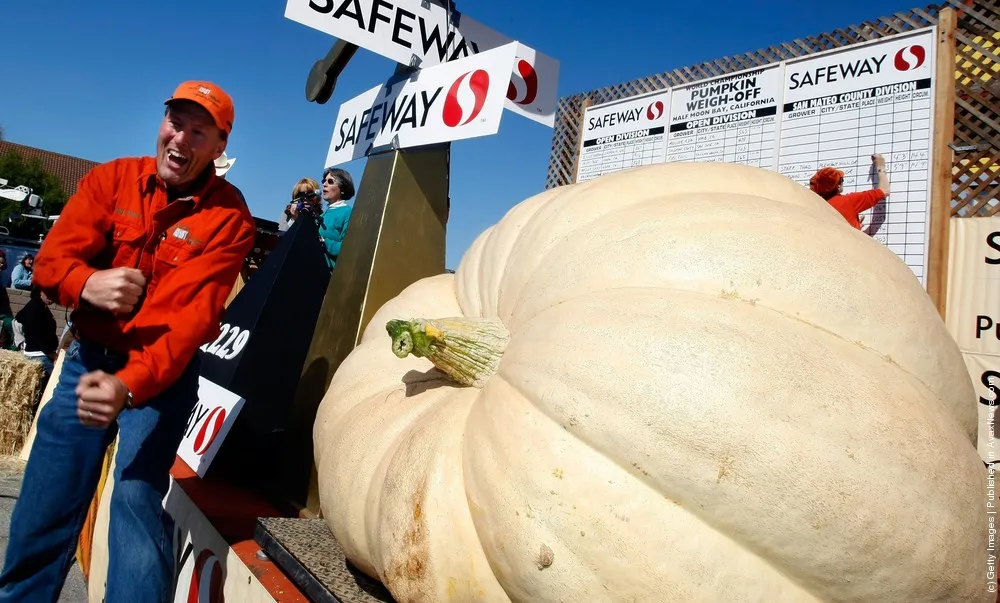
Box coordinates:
[157,101,227,188]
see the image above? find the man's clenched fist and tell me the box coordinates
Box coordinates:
[76,371,129,428]
[81,268,147,314]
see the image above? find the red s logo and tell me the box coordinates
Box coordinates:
[443,69,491,128]
[506,59,538,106]
[894,45,926,71]
[193,407,226,456]
[187,549,224,603]
[646,100,664,121]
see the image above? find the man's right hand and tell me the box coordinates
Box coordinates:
[81,268,147,314]
[872,153,886,169]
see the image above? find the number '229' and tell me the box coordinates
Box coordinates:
[200,323,249,360]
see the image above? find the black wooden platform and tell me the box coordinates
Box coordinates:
[254,517,396,603]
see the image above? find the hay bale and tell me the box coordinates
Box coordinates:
[0,350,44,456]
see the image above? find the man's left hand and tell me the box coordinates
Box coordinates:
[76,371,129,428]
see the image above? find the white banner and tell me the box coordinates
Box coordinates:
[946,216,1000,462]
[284,0,558,126]
[176,377,245,477]
[325,42,518,167]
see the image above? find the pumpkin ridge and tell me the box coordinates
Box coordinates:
[470,373,827,601]
[724,296,969,432]
[509,282,959,432]
[320,377,466,573]
[491,189,838,325]
[489,288,983,600]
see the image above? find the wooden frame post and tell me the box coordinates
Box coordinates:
[927,7,957,318]
[569,97,593,185]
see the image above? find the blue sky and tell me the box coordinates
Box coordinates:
[0,0,919,268]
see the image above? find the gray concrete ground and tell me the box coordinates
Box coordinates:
[0,456,87,602]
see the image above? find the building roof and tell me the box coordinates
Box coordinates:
[0,140,100,197]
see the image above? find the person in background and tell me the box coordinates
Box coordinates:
[0,289,15,351]
[319,167,354,270]
[809,153,891,231]
[0,80,255,603]
[11,254,33,291]
[0,250,9,289]
[14,286,59,385]
[214,151,236,179]
[278,177,323,233]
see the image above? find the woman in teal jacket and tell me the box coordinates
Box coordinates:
[319,167,355,271]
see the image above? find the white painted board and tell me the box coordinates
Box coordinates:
[776,28,936,283]
[664,64,783,169]
[284,0,560,126]
[325,42,519,166]
[574,26,938,287]
[575,89,671,183]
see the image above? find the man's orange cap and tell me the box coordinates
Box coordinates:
[164,81,235,136]
[809,167,844,196]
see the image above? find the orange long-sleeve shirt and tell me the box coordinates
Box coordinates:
[33,156,255,405]
[827,189,887,230]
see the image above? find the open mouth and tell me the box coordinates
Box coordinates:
[166,149,189,170]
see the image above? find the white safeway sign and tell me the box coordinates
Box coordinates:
[284,0,559,126]
[325,42,518,167]
[176,377,245,478]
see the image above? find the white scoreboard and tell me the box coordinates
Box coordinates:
[576,27,938,284]
[576,89,671,182]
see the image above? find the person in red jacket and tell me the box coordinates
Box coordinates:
[809,153,891,231]
[0,81,255,603]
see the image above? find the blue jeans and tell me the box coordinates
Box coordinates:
[0,339,200,603]
[37,353,54,381]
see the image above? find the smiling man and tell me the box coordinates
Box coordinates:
[0,81,255,603]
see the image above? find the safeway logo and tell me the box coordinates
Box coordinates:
[646,100,665,121]
[443,69,491,128]
[894,45,926,71]
[506,59,538,106]
[186,549,224,603]
[193,407,226,456]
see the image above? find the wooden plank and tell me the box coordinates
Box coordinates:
[569,97,594,185]
[955,97,1000,142]
[950,123,982,149]
[846,24,879,40]
[893,10,931,30]
[950,151,995,207]
[955,95,1000,130]
[928,8,959,319]
[955,1,1000,31]
[955,88,1000,130]
[913,7,945,25]
[973,0,1000,20]
[963,179,1000,214]
[955,29,1000,58]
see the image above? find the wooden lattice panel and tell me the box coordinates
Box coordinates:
[545,0,1000,218]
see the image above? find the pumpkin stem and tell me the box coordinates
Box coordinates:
[385,317,509,388]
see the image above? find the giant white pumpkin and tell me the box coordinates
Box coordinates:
[313,162,987,602]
